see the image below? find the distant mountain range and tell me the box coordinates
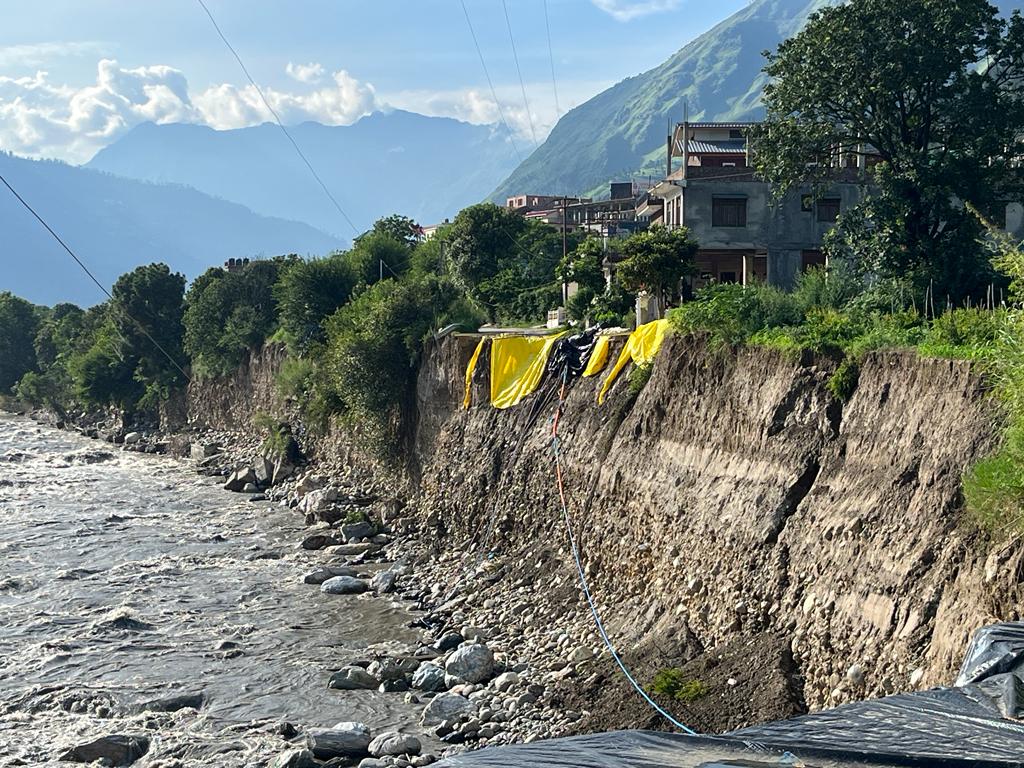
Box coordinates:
[491,0,835,201]
[0,151,341,306]
[87,110,521,237]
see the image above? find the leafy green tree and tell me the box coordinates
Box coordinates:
[0,292,41,392]
[355,214,422,249]
[558,237,609,322]
[110,263,186,399]
[346,231,412,285]
[184,257,295,377]
[750,0,1024,300]
[322,276,470,448]
[615,225,698,309]
[274,253,355,350]
[70,324,143,408]
[446,203,583,322]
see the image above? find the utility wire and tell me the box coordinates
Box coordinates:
[458,0,524,165]
[501,0,539,148]
[542,0,561,117]
[0,172,191,383]
[195,0,359,237]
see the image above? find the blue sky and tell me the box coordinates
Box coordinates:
[0,0,747,163]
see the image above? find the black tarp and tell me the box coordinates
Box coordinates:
[435,623,1024,767]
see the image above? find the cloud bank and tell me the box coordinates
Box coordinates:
[0,59,378,163]
[591,0,682,22]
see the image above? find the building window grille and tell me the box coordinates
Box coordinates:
[712,197,747,227]
[817,198,841,223]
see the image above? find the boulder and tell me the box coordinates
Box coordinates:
[357,760,387,768]
[341,520,374,542]
[272,459,295,485]
[242,482,259,494]
[434,632,463,653]
[253,457,274,487]
[328,666,379,690]
[492,671,519,693]
[303,565,357,585]
[370,570,397,595]
[368,731,421,757]
[300,487,338,515]
[307,723,372,759]
[139,692,204,712]
[368,657,419,682]
[421,692,475,725]
[411,662,446,692]
[321,576,368,595]
[301,534,339,551]
[224,467,257,492]
[60,735,150,765]
[445,643,494,683]
[296,473,326,495]
[123,432,142,446]
[271,748,318,768]
[325,542,378,557]
[190,442,222,460]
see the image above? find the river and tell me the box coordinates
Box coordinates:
[0,413,429,766]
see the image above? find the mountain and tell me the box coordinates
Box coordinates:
[0,152,342,306]
[492,0,835,201]
[87,110,521,237]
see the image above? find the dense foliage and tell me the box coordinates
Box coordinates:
[750,0,1024,302]
[0,292,41,392]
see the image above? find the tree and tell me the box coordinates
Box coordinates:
[0,292,40,392]
[558,236,610,322]
[110,263,186,399]
[346,231,412,285]
[355,214,422,249]
[446,203,583,322]
[750,0,1024,300]
[184,257,295,377]
[274,253,355,350]
[615,225,698,311]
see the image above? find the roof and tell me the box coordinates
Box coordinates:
[687,139,747,154]
[678,121,757,129]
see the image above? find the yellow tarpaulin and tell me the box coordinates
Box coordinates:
[597,319,671,404]
[582,335,611,378]
[490,333,565,410]
[463,338,487,410]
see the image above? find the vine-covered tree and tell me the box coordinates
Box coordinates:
[616,225,699,311]
[0,292,40,392]
[750,0,1024,300]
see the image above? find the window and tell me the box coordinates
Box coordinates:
[719,271,738,283]
[712,197,747,227]
[729,129,744,139]
[817,198,841,223]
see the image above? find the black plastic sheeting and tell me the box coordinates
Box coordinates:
[435,623,1024,768]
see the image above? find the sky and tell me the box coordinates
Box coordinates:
[0,0,747,164]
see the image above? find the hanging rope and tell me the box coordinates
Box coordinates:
[550,366,698,735]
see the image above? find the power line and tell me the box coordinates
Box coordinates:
[0,172,191,383]
[194,0,359,237]
[543,0,562,118]
[501,0,539,148]
[458,0,524,165]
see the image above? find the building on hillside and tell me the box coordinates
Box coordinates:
[648,121,869,290]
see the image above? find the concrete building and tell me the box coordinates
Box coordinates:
[649,121,869,290]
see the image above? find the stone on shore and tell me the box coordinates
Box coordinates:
[370,569,397,594]
[328,666,379,690]
[325,542,379,557]
[445,643,494,683]
[301,533,339,551]
[271,748,318,768]
[368,731,421,757]
[321,575,368,595]
[303,565,357,584]
[421,692,475,725]
[411,662,446,692]
[60,735,150,765]
[224,467,257,492]
[123,432,142,446]
[341,520,374,542]
[307,723,372,758]
[253,457,274,487]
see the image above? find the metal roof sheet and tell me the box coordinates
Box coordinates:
[688,139,747,154]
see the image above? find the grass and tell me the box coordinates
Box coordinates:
[252,410,292,460]
[628,362,653,395]
[651,669,710,702]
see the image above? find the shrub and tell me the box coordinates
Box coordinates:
[628,362,653,395]
[651,669,709,702]
[273,254,355,351]
[669,282,802,345]
[919,308,1006,361]
[827,358,860,401]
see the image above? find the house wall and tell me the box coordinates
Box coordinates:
[682,179,865,289]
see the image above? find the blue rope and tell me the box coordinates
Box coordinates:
[551,369,697,735]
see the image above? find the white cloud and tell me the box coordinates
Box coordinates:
[0,61,378,163]
[591,0,682,22]
[285,61,325,84]
[0,41,105,69]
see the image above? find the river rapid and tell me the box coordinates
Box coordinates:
[0,413,429,766]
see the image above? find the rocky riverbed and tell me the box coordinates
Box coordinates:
[0,412,625,768]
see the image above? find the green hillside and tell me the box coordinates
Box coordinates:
[490,0,836,200]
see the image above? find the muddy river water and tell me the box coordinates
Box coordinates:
[0,413,429,766]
